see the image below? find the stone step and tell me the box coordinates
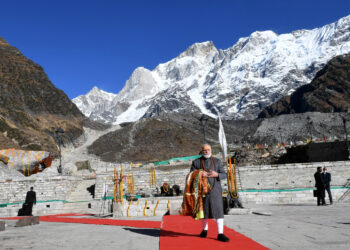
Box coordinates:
[63,203,92,208]
[65,196,94,201]
[67,192,91,196]
[66,196,94,200]
[62,179,96,214]
[67,196,93,199]
[63,202,92,206]
[65,200,94,204]
[66,200,94,203]
[60,209,95,213]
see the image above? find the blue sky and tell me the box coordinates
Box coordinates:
[1,0,349,99]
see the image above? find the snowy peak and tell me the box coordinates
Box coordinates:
[178,41,218,58]
[247,30,278,46]
[336,14,350,28]
[88,86,117,101]
[72,86,117,117]
[74,15,350,124]
[116,67,158,102]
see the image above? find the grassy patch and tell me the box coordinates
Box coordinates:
[8,110,38,129]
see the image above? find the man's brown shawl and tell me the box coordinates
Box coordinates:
[180,169,210,219]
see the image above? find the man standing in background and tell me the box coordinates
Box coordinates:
[314,167,326,206]
[322,167,333,205]
[25,187,37,216]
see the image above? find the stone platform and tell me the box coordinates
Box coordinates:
[1,203,349,249]
[113,197,183,217]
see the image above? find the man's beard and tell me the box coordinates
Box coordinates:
[203,153,211,159]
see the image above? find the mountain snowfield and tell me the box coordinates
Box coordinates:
[73,15,350,124]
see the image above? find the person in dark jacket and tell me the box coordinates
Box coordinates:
[314,167,325,206]
[160,182,173,196]
[190,144,229,242]
[172,184,181,196]
[322,167,333,204]
[25,187,37,216]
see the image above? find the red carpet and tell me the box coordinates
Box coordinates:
[2,214,268,249]
[40,214,161,228]
[0,213,88,220]
[160,215,268,250]
[0,214,161,229]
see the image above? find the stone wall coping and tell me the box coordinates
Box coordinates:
[0,176,83,184]
[238,161,350,171]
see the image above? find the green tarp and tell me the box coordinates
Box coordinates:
[153,155,201,166]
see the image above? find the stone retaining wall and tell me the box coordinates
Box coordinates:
[95,161,350,205]
[0,176,82,217]
[1,160,349,218]
[240,188,349,204]
[238,161,350,190]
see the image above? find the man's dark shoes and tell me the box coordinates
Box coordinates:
[217,234,230,242]
[199,230,207,238]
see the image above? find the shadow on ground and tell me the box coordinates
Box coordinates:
[160,230,199,238]
[122,227,200,238]
[123,228,160,237]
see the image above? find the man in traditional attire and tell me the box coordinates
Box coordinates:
[190,144,229,242]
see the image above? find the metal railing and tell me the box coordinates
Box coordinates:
[338,179,350,202]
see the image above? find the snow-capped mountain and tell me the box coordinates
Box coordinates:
[73,86,118,123]
[73,15,350,124]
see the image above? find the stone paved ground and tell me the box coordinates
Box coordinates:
[1,203,349,250]
[0,221,160,250]
[226,202,350,250]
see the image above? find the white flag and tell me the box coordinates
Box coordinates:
[103,183,108,198]
[218,116,227,160]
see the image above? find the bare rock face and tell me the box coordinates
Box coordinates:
[259,53,350,117]
[141,86,201,118]
[87,116,203,162]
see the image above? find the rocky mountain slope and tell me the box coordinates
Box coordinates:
[74,15,350,124]
[87,113,261,162]
[259,53,350,118]
[87,111,350,163]
[0,37,105,154]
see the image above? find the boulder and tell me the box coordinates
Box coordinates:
[62,162,77,176]
[0,149,52,176]
[75,160,93,172]
[0,154,9,164]
[15,216,40,227]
